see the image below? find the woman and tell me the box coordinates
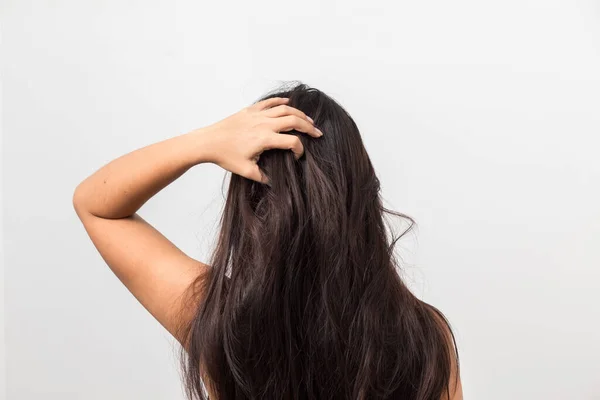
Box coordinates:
[73,83,462,400]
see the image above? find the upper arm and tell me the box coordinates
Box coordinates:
[74,205,208,344]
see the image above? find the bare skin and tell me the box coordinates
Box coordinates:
[73,97,462,400]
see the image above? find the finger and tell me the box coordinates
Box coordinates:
[242,163,270,184]
[271,115,323,138]
[263,104,314,124]
[251,97,289,111]
[265,133,304,159]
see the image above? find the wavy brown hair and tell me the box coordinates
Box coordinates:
[180,83,459,400]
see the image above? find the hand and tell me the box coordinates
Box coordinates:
[198,97,323,183]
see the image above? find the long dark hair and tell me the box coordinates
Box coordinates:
[179,83,459,400]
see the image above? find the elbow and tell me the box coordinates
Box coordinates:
[72,183,87,217]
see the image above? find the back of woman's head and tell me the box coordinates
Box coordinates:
[181,83,458,400]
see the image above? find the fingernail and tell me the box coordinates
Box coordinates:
[315,127,324,136]
[307,116,314,123]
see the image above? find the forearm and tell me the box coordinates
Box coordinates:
[73,128,212,219]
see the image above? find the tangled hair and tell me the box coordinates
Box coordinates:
[180,83,459,399]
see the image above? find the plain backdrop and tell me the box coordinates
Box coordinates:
[2,0,600,399]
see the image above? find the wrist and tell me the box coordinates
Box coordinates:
[180,127,218,166]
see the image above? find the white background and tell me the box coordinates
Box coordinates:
[2,0,600,399]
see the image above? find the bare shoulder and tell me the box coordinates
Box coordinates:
[421,301,464,400]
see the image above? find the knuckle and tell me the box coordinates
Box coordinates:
[254,122,269,131]
[250,128,265,139]
[259,133,271,147]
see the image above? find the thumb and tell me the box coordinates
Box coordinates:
[244,163,270,185]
